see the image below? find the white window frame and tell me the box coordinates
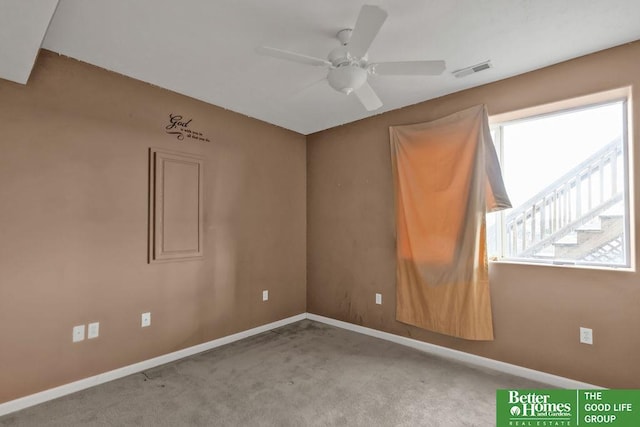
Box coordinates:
[488,88,634,270]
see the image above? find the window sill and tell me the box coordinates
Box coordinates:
[488,258,635,273]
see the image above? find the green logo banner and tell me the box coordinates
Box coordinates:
[497,389,640,426]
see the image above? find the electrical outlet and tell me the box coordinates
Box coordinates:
[580,327,593,345]
[262,290,269,301]
[88,322,100,339]
[141,312,151,328]
[375,293,382,305]
[72,325,85,343]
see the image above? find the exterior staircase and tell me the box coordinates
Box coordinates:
[552,214,623,260]
[491,136,628,265]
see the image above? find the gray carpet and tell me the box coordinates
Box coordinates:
[0,320,546,426]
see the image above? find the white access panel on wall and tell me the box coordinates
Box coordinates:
[148,148,204,263]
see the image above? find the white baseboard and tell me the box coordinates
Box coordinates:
[307,313,602,390]
[0,313,306,417]
[0,311,602,417]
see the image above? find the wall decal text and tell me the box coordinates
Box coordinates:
[165,114,211,142]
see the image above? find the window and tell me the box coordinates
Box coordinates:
[487,96,631,268]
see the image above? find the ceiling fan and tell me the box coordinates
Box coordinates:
[256,5,446,111]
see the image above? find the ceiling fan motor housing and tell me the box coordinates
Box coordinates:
[328,45,352,66]
[327,65,367,95]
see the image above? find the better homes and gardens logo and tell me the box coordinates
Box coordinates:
[500,390,573,426]
[497,389,640,426]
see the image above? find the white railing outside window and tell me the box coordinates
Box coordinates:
[487,99,631,268]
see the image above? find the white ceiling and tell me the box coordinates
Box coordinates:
[0,0,58,84]
[3,1,640,135]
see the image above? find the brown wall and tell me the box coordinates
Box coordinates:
[2,41,639,404]
[307,41,640,388]
[0,51,307,402]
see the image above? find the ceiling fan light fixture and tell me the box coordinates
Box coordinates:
[327,65,367,94]
[257,4,444,111]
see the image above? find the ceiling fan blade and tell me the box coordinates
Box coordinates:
[353,81,383,111]
[256,46,331,67]
[348,5,388,58]
[282,76,328,102]
[371,60,446,76]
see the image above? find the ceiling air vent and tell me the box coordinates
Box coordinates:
[452,60,492,78]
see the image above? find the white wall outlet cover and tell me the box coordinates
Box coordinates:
[262,290,269,301]
[88,322,99,339]
[72,325,85,343]
[141,312,151,328]
[375,293,382,305]
[580,327,593,345]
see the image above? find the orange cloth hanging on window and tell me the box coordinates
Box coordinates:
[389,105,511,340]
